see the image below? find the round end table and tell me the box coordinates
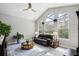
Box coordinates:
[21,41,34,50]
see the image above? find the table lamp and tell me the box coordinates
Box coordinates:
[53,32,58,40]
[35,32,39,37]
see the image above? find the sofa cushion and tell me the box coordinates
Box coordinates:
[37,38,47,41]
[38,34,53,40]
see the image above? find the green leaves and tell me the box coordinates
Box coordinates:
[0,21,11,37]
[15,32,24,40]
[58,29,69,39]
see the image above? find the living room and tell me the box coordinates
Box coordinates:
[0,3,79,56]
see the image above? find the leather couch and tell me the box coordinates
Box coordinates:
[33,34,53,46]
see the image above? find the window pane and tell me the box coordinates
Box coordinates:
[39,20,44,34]
[58,14,69,39]
[45,18,54,34]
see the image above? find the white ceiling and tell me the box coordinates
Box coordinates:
[0,3,78,21]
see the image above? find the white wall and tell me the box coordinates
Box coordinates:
[35,5,79,50]
[0,13,35,43]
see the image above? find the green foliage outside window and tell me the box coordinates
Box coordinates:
[58,29,69,39]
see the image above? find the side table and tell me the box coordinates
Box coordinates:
[21,41,34,50]
[51,39,59,48]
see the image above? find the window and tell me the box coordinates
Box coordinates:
[39,20,44,34]
[44,18,54,34]
[38,13,69,39]
[58,14,69,39]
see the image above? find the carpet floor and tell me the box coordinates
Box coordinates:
[7,43,67,56]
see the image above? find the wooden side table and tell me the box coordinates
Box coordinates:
[21,41,34,50]
[51,39,59,48]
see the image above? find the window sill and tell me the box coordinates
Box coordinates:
[58,38,69,42]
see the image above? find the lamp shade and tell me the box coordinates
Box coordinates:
[35,32,38,35]
[35,32,39,37]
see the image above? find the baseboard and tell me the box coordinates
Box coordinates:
[59,44,76,50]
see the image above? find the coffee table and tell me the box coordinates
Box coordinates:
[21,41,34,50]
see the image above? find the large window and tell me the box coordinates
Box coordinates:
[39,13,69,39]
[58,14,69,39]
[44,18,54,34]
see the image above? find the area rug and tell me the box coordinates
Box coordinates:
[7,43,66,56]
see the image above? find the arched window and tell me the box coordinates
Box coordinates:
[39,13,69,39]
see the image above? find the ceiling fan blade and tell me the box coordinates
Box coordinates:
[23,3,36,12]
[32,9,36,12]
[23,3,31,11]
[23,8,29,11]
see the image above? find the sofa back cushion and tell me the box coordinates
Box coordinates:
[38,34,53,40]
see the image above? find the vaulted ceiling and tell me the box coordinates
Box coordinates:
[0,3,77,21]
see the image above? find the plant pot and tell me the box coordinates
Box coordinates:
[17,39,20,44]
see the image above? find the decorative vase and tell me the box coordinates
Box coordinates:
[17,39,20,44]
[26,41,29,44]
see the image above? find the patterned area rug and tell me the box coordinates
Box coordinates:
[7,43,67,56]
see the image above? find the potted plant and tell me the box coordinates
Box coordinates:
[13,32,24,43]
[0,21,11,39]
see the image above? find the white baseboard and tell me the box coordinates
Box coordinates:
[59,43,76,50]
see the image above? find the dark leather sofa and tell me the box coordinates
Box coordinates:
[33,34,53,46]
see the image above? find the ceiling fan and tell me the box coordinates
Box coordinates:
[23,3,36,12]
